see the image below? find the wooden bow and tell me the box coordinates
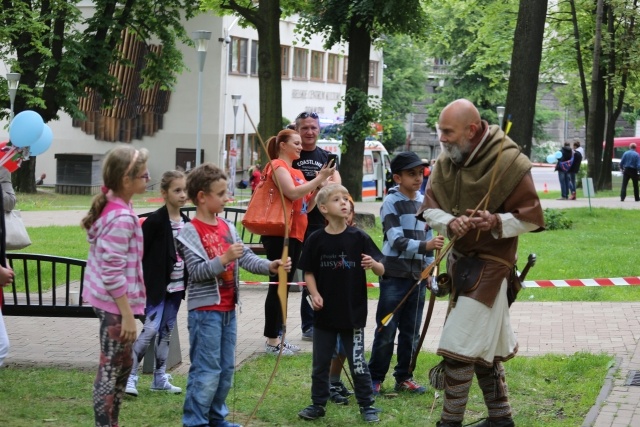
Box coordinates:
[243,105,290,425]
[408,248,439,375]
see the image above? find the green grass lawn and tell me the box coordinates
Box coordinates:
[1,194,628,426]
[0,352,613,427]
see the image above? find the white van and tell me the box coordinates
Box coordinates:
[317,139,390,201]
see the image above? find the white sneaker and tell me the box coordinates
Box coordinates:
[125,374,139,397]
[265,342,295,356]
[150,373,182,394]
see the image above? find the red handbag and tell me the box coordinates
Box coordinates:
[241,166,293,236]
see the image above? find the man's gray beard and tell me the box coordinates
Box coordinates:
[441,140,470,164]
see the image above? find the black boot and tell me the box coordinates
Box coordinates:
[436,421,462,427]
[472,417,515,427]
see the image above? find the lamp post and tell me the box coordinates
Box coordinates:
[229,94,241,195]
[193,30,212,168]
[231,94,241,157]
[7,72,20,123]
[496,106,505,130]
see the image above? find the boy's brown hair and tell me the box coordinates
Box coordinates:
[186,162,227,205]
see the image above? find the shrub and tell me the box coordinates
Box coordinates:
[543,208,573,230]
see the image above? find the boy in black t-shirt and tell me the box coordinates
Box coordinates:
[297,184,385,423]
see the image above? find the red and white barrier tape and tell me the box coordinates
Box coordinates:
[240,277,640,288]
[522,277,640,288]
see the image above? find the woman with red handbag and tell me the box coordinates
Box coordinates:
[261,129,335,355]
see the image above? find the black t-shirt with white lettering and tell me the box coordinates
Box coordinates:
[293,147,334,234]
[298,226,383,329]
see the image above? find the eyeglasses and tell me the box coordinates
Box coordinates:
[138,172,150,181]
[296,112,319,120]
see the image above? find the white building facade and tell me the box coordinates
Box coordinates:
[5,9,383,187]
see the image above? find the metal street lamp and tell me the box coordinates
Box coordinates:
[229,94,241,195]
[7,72,20,123]
[231,94,241,154]
[193,30,212,168]
[496,106,505,130]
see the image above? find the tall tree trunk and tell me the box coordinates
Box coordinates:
[586,0,605,187]
[341,17,372,201]
[504,0,548,157]
[569,0,590,125]
[256,0,283,147]
[13,156,37,193]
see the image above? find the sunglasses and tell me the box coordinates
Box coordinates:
[296,112,319,120]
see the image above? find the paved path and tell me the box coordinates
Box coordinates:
[4,197,640,426]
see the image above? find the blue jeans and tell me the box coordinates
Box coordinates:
[558,170,570,198]
[130,291,183,376]
[183,309,237,427]
[368,276,426,383]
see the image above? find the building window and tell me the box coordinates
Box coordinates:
[250,40,258,75]
[281,46,290,78]
[293,48,308,79]
[311,51,324,81]
[229,37,248,74]
[343,56,349,84]
[327,54,339,83]
[369,61,379,87]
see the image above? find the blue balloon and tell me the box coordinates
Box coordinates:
[546,154,557,164]
[9,110,44,147]
[554,151,562,159]
[28,124,52,156]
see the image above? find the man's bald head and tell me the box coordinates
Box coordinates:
[439,99,481,129]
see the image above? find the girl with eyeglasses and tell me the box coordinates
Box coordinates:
[125,170,190,397]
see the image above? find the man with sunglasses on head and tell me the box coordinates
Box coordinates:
[293,112,342,340]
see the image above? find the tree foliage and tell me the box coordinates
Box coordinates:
[422,0,555,157]
[421,0,516,128]
[298,0,428,200]
[544,0,640,190]
[380,34,429,152]
[0,0,200,191]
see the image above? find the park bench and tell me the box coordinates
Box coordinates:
[0,206,263,370]
[1,206,262,319]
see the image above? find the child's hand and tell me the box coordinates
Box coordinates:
[310,293,324,311]
[120,314,137,343]
[361,254,376,270]
[269,257,292,274]
[0,265,14,286]
[221,242,244,265]
[427,235,445,251]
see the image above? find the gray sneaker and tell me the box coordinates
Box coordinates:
[125,374,138,397]
[150,373,182,394]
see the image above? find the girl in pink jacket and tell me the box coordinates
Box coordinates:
[81,146,149,427]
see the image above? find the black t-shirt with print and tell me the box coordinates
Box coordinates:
[298,226,383,329]
[293,147,336,234]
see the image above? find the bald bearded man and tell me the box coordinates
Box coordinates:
[417,99,544,427]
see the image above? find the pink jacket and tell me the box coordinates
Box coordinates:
[82,197,145,315]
